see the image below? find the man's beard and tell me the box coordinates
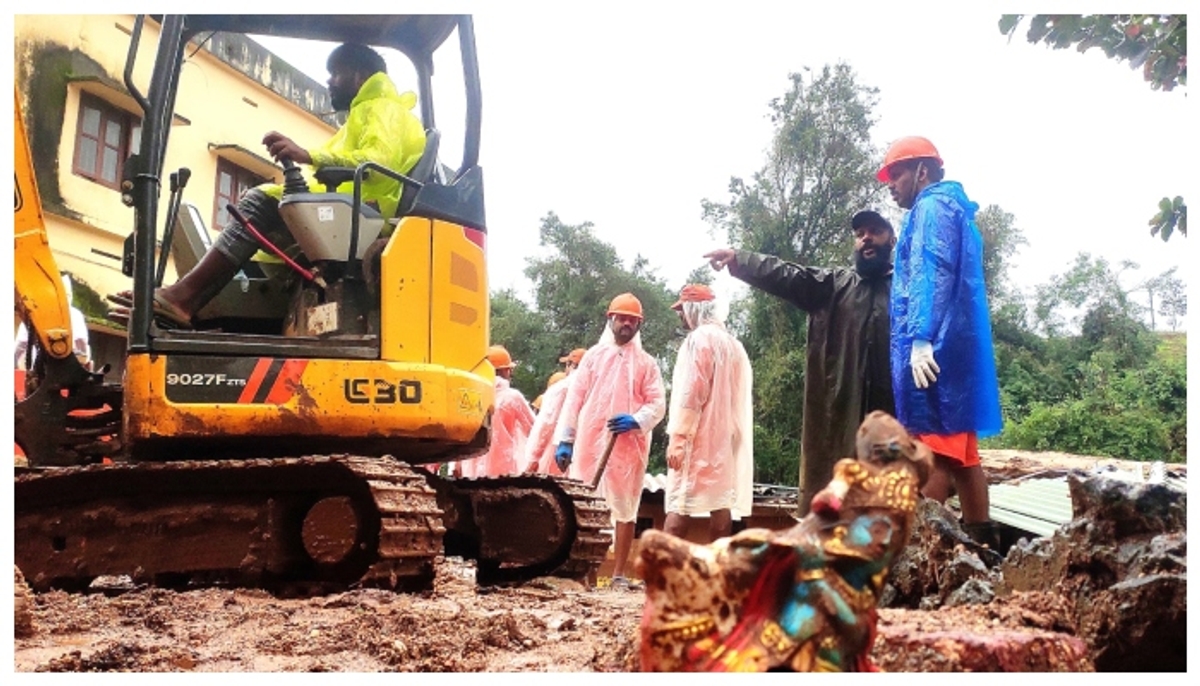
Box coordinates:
[855,250,892,277]
[331,92,353,112]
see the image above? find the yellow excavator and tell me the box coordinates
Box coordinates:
[14,15,609,593]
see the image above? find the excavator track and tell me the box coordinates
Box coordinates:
[428,473,612,585]
[15,456,445,595]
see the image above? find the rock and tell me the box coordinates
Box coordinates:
[997,472,1187,672]
[944,578,995,607]
[874,619,1093,672]
[886,499,1001,610]
[15,566,35,637]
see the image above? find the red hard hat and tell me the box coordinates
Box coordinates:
[607,293,644,320]
[877,136,942,182]
[671,283,716,311]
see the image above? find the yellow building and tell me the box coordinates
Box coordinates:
[14,15,337,375]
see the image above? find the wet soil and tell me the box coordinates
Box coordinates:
[12,450,1182,672]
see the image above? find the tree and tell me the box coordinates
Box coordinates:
[1137,267,1187,332]
[701,63,882,486]
[1031,253,1157,362]
[523,212,680,364]
[489,288,555,396]
[974,204,1028,309]
[998,14,1187,241]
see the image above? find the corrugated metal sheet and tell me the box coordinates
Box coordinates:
[988,477,1074,537]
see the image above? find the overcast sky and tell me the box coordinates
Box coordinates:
[248,3,1192,332]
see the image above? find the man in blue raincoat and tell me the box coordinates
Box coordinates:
[877,136,1003,548]
[109,43,426,328]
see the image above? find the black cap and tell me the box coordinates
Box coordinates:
[851,210,893,233]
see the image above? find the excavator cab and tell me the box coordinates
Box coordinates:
[116,15,491,462]
[15,15,610,594]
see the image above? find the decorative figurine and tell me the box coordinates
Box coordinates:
[637,411,933,672]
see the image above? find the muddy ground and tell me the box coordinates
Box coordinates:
[12,450,1183,672]
[12,559,1085,673]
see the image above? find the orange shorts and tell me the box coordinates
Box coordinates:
[915,432,980,467]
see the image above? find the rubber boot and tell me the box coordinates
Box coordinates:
[962,520,1002,551]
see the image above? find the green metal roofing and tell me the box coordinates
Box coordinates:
[987,478,1074,538]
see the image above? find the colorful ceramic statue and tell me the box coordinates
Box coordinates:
[637,411,933,672]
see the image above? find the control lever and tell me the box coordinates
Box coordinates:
[155,167,191,287]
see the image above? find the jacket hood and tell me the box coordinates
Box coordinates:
[917,181,978,221]
[353,72,418,111]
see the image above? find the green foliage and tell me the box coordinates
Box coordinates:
[999,340,1185,463]
[975,204,1027,308]
[522,212,680,366]
[489,288,555,397]
[1005,400,1175,463]
[999,14,1187,91]
[989,250,1187,462]
[1149,195,1187,241]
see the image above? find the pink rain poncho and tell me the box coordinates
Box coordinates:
[665,300,754,519]
[461,377,535,478]
[525,375,572,476]
[553,326,666,522]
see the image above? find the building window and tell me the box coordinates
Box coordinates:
[214,159,267,229]
[72,93,140,190]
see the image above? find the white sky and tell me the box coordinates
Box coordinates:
[246,3,1193,333]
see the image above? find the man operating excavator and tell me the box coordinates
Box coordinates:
[109,42,426,328]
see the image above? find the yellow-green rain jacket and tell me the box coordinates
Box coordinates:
[263,71,426,219]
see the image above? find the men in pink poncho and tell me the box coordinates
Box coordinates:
[524,348,587,476]
[664,284,754,544]
[456,345,535,478]
[554,294,666,590]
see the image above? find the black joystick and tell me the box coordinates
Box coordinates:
[281,159,308,196]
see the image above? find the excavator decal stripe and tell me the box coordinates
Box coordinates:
[238,358,275,404]
[265,360,309,404]
[251,360,286,404]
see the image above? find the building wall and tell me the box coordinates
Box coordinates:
[14,14,337,373]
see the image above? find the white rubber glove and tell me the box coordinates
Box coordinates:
[911,340,940,389]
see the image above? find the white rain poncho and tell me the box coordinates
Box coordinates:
[525,375,572,475]
[462,376,534,478]
[665,300,754,518]
[553,323,666,522]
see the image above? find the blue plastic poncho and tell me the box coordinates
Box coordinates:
[890,181,1003,437]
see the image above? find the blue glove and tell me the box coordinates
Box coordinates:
[607,414,640,434]
[555,442,574,471]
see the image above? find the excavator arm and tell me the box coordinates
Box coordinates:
[14,87,75,362]
[13,89,122,466]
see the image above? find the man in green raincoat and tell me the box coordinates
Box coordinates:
[110,43,426,328]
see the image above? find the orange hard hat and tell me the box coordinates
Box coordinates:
[486,344,515,370]
[606,293,644,320]
[546,371,568,389]
[877,136,943,182]
[558,348,587,365]
[671,283,716,311]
